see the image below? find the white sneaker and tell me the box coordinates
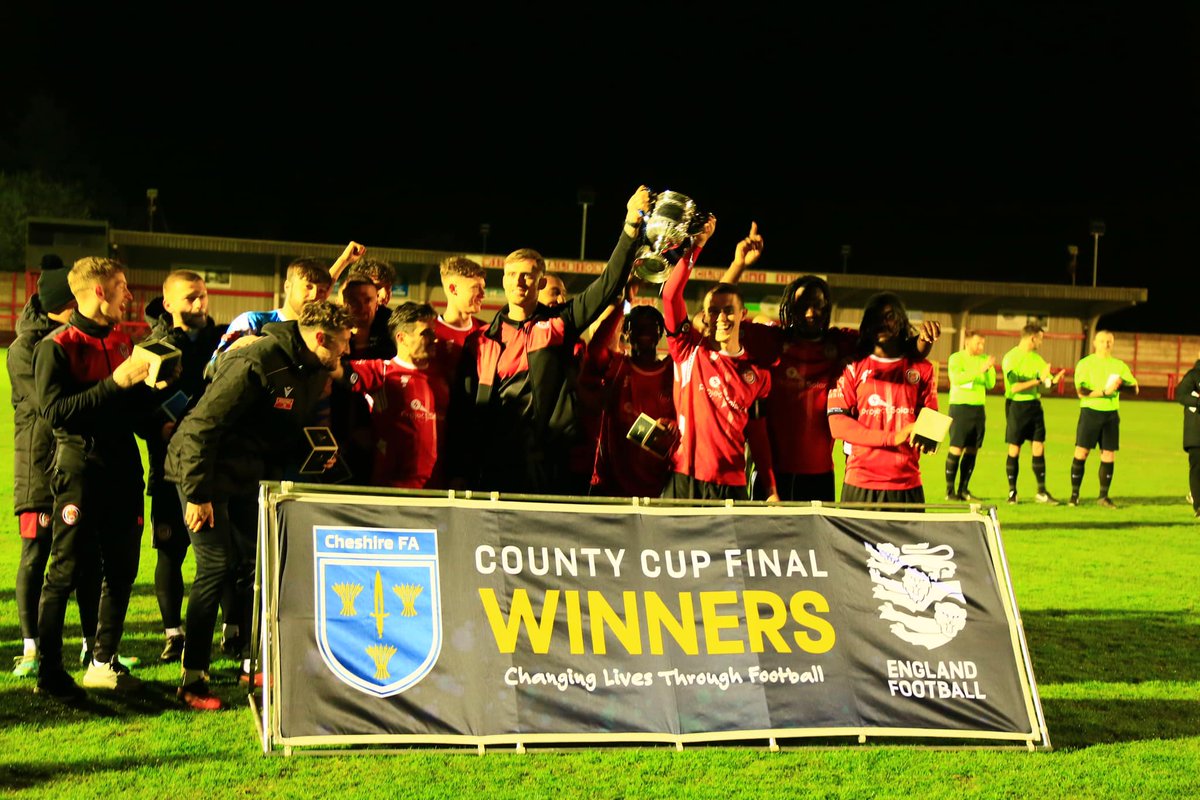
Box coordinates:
[82,656,143,691]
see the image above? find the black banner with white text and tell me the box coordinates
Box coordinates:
[262,490,1046,748]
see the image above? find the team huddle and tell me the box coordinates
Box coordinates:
[8,185,1157,710]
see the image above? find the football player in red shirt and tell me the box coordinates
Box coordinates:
[826,292,938,507]
[344,303,449,489]
[586,287,676,497]
[723,223,939,501]
[661,217,777,501]
[435,256,488,348]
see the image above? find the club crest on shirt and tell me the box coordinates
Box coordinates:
[274,396,294,410]
[741,369,757,385]
[906,369,920,385]
[118,343,131,359]
[62,504,80,525]
[38,512,51,528]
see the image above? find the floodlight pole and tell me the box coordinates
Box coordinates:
[147,188,158,233]
[578,188,596,261]
[1089,219,1106,287]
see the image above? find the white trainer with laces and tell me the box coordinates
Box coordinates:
[82,656,143,691]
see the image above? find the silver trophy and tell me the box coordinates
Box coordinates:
[632,190,698,284]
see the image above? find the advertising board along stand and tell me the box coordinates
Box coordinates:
[250,484,1050,754]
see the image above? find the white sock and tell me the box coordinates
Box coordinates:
[165,627,184,637]
[242,658,251,673]
[23,638,37,656]
[93,658,107,669]
[182,668,206,685]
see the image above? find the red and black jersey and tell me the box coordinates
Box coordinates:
[32,311,148,490]
[668,328,772,487]
[435,315,488,376]
[826,353,937,490]
[589,352,675,496]
[345,357,450,489]
[454,232,637,493]
[742,324,857,476]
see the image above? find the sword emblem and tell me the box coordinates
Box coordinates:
[369,570,389,639]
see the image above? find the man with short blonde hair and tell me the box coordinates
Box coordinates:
[453,188,649,494]
[33,257,153,699]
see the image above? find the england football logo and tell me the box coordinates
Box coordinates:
[314,527,442,697]
[865,541,966,650]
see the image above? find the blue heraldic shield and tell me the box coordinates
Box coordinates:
[314,527,442,697]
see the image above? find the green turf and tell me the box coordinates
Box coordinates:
[0,356,1196,798]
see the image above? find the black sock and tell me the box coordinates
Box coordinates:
[1070,458,1086,497]
[959,452,977,494]
[1006,456,1019,492]
[945,453,961,495]
[1098,462,1114,497]
[1032,454,1047,493]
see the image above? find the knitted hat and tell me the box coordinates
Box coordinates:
[37,254,74,313]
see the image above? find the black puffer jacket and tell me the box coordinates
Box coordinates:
[1178,359,1200,450]
[165,320,332,503]
[7,296,58,513]
[143,300,221,492]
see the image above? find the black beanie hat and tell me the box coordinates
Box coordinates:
[37,254,74,313]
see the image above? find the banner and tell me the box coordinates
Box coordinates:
[259,487,1048,750]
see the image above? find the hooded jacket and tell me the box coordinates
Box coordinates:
[8,296,60,513]
[165,320,332,503]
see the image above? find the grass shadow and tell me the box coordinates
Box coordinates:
[1003,520,1199,530]
[1022,609,1200,683]
[0,752,231,793]
[1042,698,1200,749]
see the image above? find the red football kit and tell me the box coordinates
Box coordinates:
[661,250,774,490]
[435,315,487,375]
[345,356,450,489]
[743,324,858,475]
[588,351,675,496]
[826,354,938,490]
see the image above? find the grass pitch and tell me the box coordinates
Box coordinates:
[0,357,1196,799]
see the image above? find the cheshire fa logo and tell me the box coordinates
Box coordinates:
[314,527,442,697]
[865,541,967,650]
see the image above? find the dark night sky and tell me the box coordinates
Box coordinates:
[2,7,1197,332]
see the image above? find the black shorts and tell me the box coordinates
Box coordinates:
[840,483,925,511]
[771,471,836,502]
[1075,408,1120,451]
[1005,400,1046,445]
[948,404,986,449]
[662,472,749,502]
